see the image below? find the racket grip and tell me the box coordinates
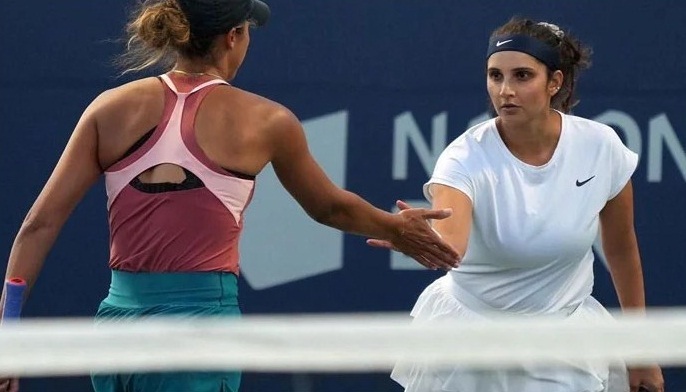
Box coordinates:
[2,277,27,322]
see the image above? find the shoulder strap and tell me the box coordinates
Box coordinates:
[159,74,179,93]
[189,78,230,94]
[159,74,229,95]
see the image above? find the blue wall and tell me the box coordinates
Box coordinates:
[1,1,685,390]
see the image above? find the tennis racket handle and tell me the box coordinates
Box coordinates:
[2,277,27,321]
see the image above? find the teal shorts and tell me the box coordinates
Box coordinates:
[91,270,241,392]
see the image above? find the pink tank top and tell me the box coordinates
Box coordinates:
[104,74,255,274]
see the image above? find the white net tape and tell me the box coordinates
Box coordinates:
[1,310,686,376]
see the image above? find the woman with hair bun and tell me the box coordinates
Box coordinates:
[0,1,461,391]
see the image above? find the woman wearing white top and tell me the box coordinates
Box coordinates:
[376,17,664,392]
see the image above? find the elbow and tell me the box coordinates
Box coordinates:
[304,190,357,229]
[309,205,335,227]
[308,198,351,228]
[19,210,59,238]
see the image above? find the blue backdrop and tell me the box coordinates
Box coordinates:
[1,1,685,391]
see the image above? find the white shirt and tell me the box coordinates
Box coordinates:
[425,112,638,314]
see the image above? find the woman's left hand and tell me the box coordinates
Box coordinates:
[629,365,664,392]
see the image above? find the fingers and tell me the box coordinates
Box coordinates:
[431,227,443,238]
[395,200,452,220]
[629,366,664,392]
[636,386,662,392]
[420,207,453,220]
[417,255,442,270]
[392,227,458,270]
[367,238,458,270]
[0,377,19,392]
[0,379,10,392]
[395,200,412,211]
[421,242,460,270]
[405,228,460,270]
[409,251,456,271]
[413,253,455,271]
[370,204,461,270]
[632,381,664,392]
[366,239,395,250]
[367,240,457,271]
[424,229,460,265]
[400,217,460,269]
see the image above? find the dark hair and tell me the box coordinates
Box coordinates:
[117,0,251,74]
[490,17,592,113]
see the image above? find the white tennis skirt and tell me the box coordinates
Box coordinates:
[390,275,629,392]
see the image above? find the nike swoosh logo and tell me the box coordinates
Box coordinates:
[576,176,596,187]
[496,39,513,47]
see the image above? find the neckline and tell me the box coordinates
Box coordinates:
[168,69,226,82]
[492,110,566,171]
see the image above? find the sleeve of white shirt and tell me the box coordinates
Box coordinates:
[423,143,475,204]
[606,127,639,200]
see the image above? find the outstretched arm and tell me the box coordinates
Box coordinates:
[367,183,472,262]
[266,108,460,270]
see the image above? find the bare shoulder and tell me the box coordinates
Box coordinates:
[90,77,163,113]
[228,86,301,132]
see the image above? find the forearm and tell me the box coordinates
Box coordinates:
[314,190,400,240]
[1,221,62,313]
[605,251,646,312]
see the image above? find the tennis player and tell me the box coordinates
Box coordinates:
[0,1,459,391]
[382,17,664,392]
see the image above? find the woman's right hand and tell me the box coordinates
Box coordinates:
[0,378,19,392]
[367,200,461,270]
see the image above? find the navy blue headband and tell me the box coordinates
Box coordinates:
[486,34,561,70]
